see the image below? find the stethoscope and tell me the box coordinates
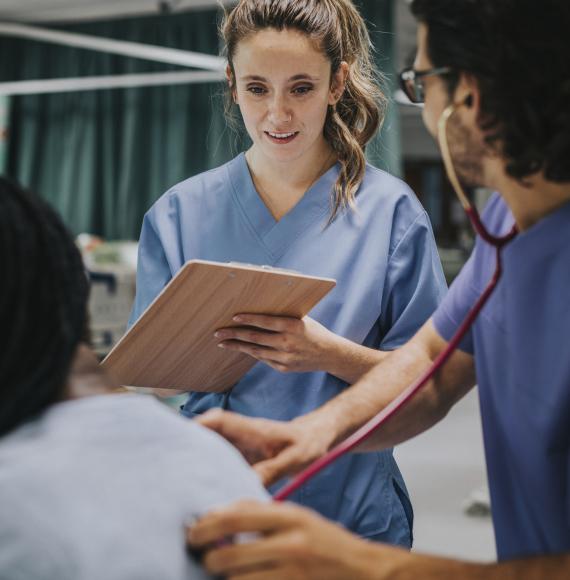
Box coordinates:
[273,99,518,502]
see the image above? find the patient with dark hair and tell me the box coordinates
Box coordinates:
[0,178,268,580]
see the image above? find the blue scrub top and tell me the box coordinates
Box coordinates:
[130,153,447,545]
[434,193,570,560]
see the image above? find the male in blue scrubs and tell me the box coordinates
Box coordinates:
[188,0,570,577]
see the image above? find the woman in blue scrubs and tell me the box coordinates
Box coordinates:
[130,0,446,547]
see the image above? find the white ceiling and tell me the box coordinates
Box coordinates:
[0,0,226,23]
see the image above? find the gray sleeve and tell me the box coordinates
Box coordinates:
[0,502,72,580]
[175,421,272,520]
[199,429,271,507]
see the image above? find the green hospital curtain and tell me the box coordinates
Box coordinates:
[0,1,398,240]
[0,9,232,239]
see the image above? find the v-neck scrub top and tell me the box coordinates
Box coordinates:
[130,153,447,545]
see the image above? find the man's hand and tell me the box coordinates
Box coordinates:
[197,409,337,486]
[187,500,570,580]
[187,500,398,580]
[214,314,341,374]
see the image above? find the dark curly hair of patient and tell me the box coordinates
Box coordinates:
[0,177,89,438]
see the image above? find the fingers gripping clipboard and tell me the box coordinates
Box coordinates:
[101,260,336,393]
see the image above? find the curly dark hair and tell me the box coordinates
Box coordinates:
[411,0,570,183]
[0,178,89,437]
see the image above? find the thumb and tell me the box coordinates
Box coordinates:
[254,445,309,487]
[198,410,292,465]
[197,409,254,441]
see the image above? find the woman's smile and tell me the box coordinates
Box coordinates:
[264,131,300,144]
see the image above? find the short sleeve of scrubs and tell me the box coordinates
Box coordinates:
[380,211,447,350]
[432,251,479,354]
[128,193,183,327]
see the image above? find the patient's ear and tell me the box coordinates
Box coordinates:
[70,343,101,375]
[65,344,122,400]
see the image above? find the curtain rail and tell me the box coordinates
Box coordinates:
[0,70,225,96]
[0,22,225,71]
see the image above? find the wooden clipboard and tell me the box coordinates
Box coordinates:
[101,260,336,393]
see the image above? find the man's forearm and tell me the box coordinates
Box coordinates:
[298,321,476,453]
[318,337,446,451]
[358,543,570,580]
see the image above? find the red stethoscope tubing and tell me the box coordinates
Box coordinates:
[274,207,517,502]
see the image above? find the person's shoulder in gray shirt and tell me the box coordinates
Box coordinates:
[0,393,269,580]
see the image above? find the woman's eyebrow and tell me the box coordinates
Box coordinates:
[289,74,320,81]
[240,74,320,82]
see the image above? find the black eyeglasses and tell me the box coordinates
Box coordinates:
[399,66,453,104]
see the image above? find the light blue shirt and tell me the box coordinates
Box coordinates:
[130,153,447,545]
[0,394,268,580]
[433,193,570,560]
